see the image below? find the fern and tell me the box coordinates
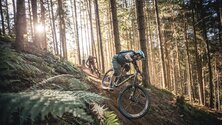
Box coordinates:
[104,111,120,125]
[0,47,21,86]
[21,53,44,64]
[92,103,120,125]
[67,78,90,90]
[0,47,44,87]
[31,75,90,91]
[0,45,107,125]
[42,53,79,74]
[21,53,55,74]
[0,90,105,124]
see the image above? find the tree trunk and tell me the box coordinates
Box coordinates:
[50,0,59,55]
[15,0,27,51]
[79,2,84,61]
[163,28,170,89]
[191,3,204,105]
[175,40,181,94]
[219,0,222,26]
[216,68,220,111]
[172,55,177,93]
[12,0,16,25]
[147,1,156,84]
[184,22,192,102]
[203,70,206,105]
[28,0,34,42]
[135,0,150,87]
[204,26,214,108]
[146,4,154,84]
[199,0,213,108]
[110,0,121,53]
[5,0,11,34]
[31,0,39,48]
[84,3,90,56]
[72,0,80,64]
[94,0,105,73]
[40,0,47,50]
[46,0,55,53]
[87,0,95,56]
[154,0,166,89]
[58,0,67,59]
[216,0,222,48]
[0,1,5,35]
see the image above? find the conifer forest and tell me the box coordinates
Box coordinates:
[0,0,222,125]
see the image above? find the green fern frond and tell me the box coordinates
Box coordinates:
[17,63,43,75]
[21,53,54,73]
[104,111,120,125]
[92,103,106,123]
[21,53,44,64]
[67,78,90,90]
[31,75,90,91]
[0,48,43,77]
[0,47,23,86]
[73,91,106,103]
[0,46,16,60]
[41,53,79,75]
[92,103,120,125]
[0,89,105,124]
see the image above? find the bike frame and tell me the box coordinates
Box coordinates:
[114,67,140,87]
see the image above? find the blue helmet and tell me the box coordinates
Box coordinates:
[136,50,145,58]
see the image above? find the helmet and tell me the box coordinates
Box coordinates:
[136,50,145,58]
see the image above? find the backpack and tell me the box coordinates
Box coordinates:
[116,50,136,65]
[117,50,136,55]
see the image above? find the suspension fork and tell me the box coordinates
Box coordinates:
[129,72,139,98]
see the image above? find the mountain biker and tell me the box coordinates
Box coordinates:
[86,55,97,73]
[110,50,145,89]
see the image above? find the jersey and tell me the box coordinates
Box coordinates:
[116,50,136,65]
[87,56,96,65]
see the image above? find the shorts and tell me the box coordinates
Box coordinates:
[112,55,121,76]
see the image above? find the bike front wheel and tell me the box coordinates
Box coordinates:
[94,68,101,78]
[118,84,150,119]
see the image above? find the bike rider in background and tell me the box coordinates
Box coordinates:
[110,50,145,89]
[86,55,97,73]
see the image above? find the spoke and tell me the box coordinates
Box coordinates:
[124,99,133,111]
[121,90,143,114]
[134,89,146,108]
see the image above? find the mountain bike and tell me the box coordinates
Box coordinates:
[93,67,101,78]
[102,62,151,119]
[86,64,101,78]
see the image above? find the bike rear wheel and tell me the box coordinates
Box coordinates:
[102,69,113,88]
[118,84,150,119]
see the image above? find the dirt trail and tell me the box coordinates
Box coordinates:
[81,66,222,125]
[82,68,183,125]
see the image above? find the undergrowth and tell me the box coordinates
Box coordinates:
[0,44,120,125]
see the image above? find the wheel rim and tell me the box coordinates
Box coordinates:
[102,69,113,88]
[118,85,149,118]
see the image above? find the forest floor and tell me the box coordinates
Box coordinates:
[81,66,222,125]
[0,39,222,125]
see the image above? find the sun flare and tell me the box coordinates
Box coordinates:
[35,24,44,32]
